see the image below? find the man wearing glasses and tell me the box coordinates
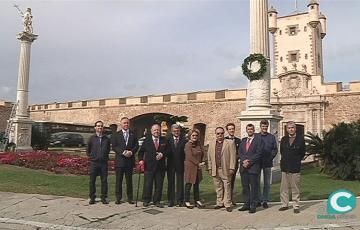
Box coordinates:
[207,127,237,212]
[86,121,111,205]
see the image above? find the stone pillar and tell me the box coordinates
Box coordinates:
[248,0,271,110]
[239,0,282,182]
[10,32,38,151]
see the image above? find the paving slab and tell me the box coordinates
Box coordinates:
[0,192,359,230]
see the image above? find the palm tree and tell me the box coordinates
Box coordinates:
[305,120,360,181]
[304,131,325,165]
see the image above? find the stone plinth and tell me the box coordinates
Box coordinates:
[10,118,33,151]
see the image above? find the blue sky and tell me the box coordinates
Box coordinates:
[0,0,359,104]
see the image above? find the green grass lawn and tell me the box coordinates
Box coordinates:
[0,164,358,204]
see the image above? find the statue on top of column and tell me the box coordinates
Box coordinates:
[14,5,33,34]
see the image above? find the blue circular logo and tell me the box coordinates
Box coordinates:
[327,189,356,214]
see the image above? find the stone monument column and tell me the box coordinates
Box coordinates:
[238,0,282,179]
[247,0,271,110]
[10,8,38,151]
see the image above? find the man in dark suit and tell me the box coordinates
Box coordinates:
[225,122,241,205]
[139,123,169,208]
[112,117,139,204]
[238,123,263,213]
[86,120,111,205]
[279,121,305,214]
[167,124,186,207]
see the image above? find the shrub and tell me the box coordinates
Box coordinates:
[0,151,116,175]
[305,119,360,180]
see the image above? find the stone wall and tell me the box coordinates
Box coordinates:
[29,86,360,142]
[323,92,360,130]
[0,102,12,132]
[30,99,246,144]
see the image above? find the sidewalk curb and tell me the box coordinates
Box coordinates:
[1,217,359,230]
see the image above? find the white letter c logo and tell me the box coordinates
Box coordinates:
[330,191,352,213]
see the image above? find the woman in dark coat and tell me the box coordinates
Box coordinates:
[184,129,205,208]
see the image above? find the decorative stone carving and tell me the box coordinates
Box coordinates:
[302,64,307,72]
[248,76,271,108]
[292,62,297,70]
[312,86,319,94]
[282,66,287,72]
[277,71,318,97]
[14,6,34,34]
[273,88,279,97]
[17,132,30,146]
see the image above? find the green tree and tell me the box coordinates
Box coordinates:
[153,115,189,138]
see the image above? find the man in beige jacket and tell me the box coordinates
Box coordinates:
[208,127,237,212]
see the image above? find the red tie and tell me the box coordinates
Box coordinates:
[154,138,159,150]
[246,138,251,152]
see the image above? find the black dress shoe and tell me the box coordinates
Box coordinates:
[115,200,121,205]
[178,202,185,207]
[168,202,174,207]
[155,203,164,208]
[238,206,249,211]
[185,202,194,209]
[143,202,149,207]
[89,199,95,205]
[214,205,224,209]
[128,200,134,204]
[101,199,109,204]
[249,207,256,213]
[279,206,289,211]
[226,207,232,212]
[262,202,268,209]
[294,208,300,214]
[195,201,205,209]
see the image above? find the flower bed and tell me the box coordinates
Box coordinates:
[0,151,116,175]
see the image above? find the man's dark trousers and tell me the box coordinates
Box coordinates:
[167,168,184,204]
[240,170,259,209]
[144,169,165,203]
[115,167,133,201]
[89,161,108,200]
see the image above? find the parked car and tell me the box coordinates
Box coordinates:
[49,132,84,147]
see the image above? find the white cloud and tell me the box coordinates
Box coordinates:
[223,65,248,88]
[0,86,12,94]
[0,86,15,101]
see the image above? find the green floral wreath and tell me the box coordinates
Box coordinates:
[242,53,267,81]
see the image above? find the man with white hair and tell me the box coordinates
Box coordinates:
[166,124,186,207]
[279,121,305,214]
[139,123,170,208]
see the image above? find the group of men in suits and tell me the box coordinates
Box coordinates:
[87,119,187,208]
[206,121,278,213]
[228,120,304,214]
[87,118,304,214]
[138,123,186,208]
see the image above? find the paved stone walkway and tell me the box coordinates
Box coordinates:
[0,192,358,230]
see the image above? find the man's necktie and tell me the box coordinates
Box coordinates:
[154,138,159,150]
[246,138,251,152]
[174,138,179,148]
[124,131,129,145]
